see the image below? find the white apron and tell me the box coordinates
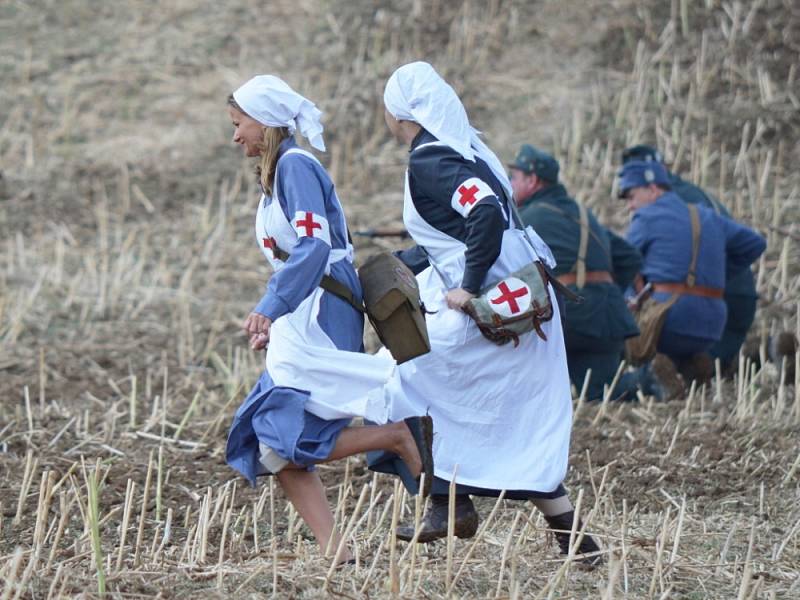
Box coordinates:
[383,145,573,491]
[256,148,395,423]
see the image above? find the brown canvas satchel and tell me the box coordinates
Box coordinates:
[625,204,701,366]
[270,246,430,364]
[357,252,431,364]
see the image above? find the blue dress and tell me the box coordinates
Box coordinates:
[226,138,364,486]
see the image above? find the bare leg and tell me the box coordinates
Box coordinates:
[272,421,421,562]
[276,468,352,562]
[324,422,421,477]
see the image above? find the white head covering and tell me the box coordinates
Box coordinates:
[233,75,326,152]
[384,61,511,199]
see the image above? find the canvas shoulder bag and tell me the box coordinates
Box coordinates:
[271,245,430,364]
[461,196,580,347]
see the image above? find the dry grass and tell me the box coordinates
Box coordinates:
[1,0,799,597]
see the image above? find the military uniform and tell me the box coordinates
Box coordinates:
[623,146,759,369]
[619,161,766,366]
[511,145,641,400]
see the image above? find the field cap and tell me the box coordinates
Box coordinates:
[507,144,559,183]
[617,160,670,198]
[621,144,663,164]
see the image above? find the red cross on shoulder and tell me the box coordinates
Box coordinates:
[450,177,497,217]
[457,184,480,207]
[296,212,322,237]
[292,210,331,245]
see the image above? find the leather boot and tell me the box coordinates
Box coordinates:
[769,332,798,385]
[650,353,685,400]
[677,352,714,386]
[396,494,480,543]
[544,510,602,566]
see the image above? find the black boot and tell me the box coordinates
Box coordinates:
[650,353,685,400]
[770,332,798,385]
[544,511,602,566]
[677,352,714,386]
[396,494,479,543]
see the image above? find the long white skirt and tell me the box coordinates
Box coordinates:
[382,266,573,492]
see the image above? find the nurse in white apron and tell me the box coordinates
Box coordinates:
[223,75,433,562]
[369,62,601,564]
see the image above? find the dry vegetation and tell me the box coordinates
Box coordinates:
[1,0,799,597]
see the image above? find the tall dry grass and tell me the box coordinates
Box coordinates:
[1,0,799,597]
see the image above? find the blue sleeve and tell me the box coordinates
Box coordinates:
[253,156,331,320]
[720,216,766,279]
[609,230,642,290]
[625,212,650,257]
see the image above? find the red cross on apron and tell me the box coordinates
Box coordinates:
[262,236,278,250]
[490,281,528,314]
[457,184,480,207]
[295,212,322,237]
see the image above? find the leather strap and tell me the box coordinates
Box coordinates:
[537,202,614,269]
[575,202,589,288]
[686,203,700,288]
[652,282,724,299]
[271,245,367,314]
[558,271,614,286]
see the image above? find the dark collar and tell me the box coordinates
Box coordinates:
[520,183,568,208]
[409,128,436,152]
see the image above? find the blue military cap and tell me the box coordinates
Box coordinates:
[507,144,560,182]
[617,160,670,198]
[621,144,663,164]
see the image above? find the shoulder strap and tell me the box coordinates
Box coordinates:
[686,204,701,288]
[575,202,590,289]
[536,203,613,271]
[271,245,366,313]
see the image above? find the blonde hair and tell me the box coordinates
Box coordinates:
[257,126,290,195]
[227,94,290,195]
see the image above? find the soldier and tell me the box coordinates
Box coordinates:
[618,160,766,379]
[508,144,642,401]
[370,62,601,565]
[621,145,782,377]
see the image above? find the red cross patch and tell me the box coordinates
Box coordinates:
[487,277,532,318]
[292,211,331,245]
[450,177,497,217]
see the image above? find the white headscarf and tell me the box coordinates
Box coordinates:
[233,75,326,152]
[384,61,512,199]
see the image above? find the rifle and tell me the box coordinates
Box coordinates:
[353,227,410,239]
[627,281,653,312]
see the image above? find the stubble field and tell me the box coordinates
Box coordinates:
[1,0,799,598]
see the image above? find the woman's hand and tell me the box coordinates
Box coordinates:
[243,312,272,350]
[445,288,476,311]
